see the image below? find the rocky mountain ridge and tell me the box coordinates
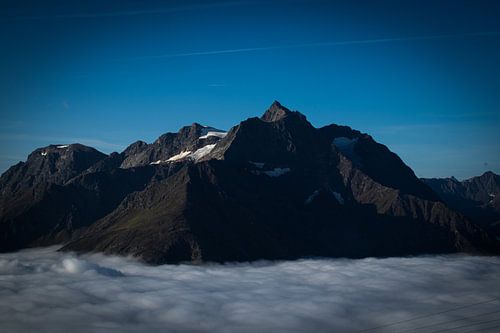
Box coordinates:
[1,101,498,263]
[422,172,500,238]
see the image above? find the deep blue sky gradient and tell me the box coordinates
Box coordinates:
[1,0,499,179]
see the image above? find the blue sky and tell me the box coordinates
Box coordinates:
[1,0,499,179]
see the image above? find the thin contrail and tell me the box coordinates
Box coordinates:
[133,30,500,59]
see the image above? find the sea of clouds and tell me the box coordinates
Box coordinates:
[0,247,499,333]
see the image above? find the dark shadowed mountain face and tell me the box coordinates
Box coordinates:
[422,172,500,238]
[0,144,107,194]
[1,102,499,263]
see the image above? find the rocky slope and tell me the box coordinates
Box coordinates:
[120,123,227,168]
[0,144,108,249]
[422,172,500,238]
[1,102,499,263]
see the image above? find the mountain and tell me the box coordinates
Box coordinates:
[120,123,227,168]
[422,172,500,238]
[1,102,499,263]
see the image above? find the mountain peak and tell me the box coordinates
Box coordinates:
[481,171,496,178]
[261,101,307,122]
[3,102,499,263]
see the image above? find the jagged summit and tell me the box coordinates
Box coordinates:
[422,171,500,238]
[261,100,307,122]
[1,102,499,263]
[117,121,228,168]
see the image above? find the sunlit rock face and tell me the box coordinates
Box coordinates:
[1,102,499,263]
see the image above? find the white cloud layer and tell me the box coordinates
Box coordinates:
[0,247,499,333]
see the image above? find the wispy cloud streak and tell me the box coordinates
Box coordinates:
[132,31,500,59]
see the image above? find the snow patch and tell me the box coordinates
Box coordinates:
[167,150,192,162]
[190,144,216,161]
[199,127,227,139]
[251,166,291,177]
[263,168,291,177]
[333,137,356,148]
[249,161,265,169]
[151,144,217,165]
[489,193,496,204]
[199,131,227,139]
[333,137,358,160]
[41,152,47,156]
[331,191,345,205]
[56,145,69,149]
[305,190,320,204]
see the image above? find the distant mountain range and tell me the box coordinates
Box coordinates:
[422,172,500,238]
[1,101,498,263]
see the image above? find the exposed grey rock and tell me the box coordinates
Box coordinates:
[1,102,499,263]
